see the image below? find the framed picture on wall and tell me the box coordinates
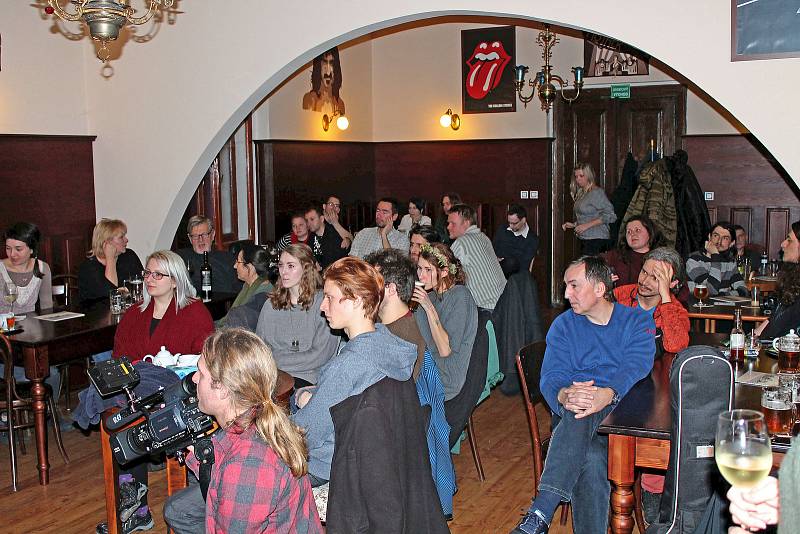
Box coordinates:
[732,0,800,60]
[461,26,516,114]
[583,33,649,77]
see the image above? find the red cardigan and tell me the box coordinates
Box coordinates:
[113,298,214,363]
[613,284,690,354]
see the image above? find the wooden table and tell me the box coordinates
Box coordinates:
[599,332,790,534]
[101,369,294,534]
[687,302,768,333]
[8,304,119,485]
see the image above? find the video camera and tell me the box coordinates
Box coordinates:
[89,357,216,465]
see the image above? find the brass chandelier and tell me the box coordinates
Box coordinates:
[514,25,584,112]
[43,0,176,62]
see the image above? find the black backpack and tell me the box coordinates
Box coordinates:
[646,345,734,534]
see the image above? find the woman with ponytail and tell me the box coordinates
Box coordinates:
[185,328,323,533]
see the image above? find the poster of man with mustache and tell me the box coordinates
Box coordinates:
[302,47,345,116]
[461,26,516,114]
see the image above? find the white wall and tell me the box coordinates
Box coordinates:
[4,1,798,255]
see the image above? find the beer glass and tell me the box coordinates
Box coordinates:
[409,281,425,311]
[693,284,710,308]
[715,410,772,488]
[762,386,793,436]
[772,329,800,374]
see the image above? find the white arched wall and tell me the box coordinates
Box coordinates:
[8,2,797,254]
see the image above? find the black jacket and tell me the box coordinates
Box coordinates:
[326,377,450,534]
[666,150,710,258]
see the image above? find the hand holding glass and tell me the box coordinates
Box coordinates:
[715,410,772,489]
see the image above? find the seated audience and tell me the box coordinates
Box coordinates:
[96,250,214,534]
[365,248,427,379]
[79,218,144,307]
[413,243,478,402]
[612,246,690,523]
[409,223,441,264]
[349,197,410,258]
[305,206,347,268]
[176,215,241,296]
[255,244,339,388]
[511,256,654,534]
[277,212,315,251]
[447,203,506,310]
[732,224,762,267]
[216,242,273,328]
[322,195,353,249]
[398,197,432,233]
[686,221,748,297]
[602,215,663,287]
[493,203,540,278]
[435,192,461,245]
[0,222,58,392]
[291,257,417,487]
[164,329,323,534]
[756,220,800,339]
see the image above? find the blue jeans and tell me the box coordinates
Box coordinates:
[536,404,615,533]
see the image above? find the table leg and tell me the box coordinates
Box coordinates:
[608,434,636,534]
[23,346,50,485]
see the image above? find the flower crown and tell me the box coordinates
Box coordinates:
[420,243,458,275]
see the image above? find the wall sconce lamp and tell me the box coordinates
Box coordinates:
[322,111,349,132]
[439,108,460,130]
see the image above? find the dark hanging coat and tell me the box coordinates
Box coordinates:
[666,150,711,258]
[609,152,640,245]
[621,158,678,247]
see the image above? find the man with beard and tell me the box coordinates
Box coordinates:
[302,48,345,115]
[511,256,654,534]
[686,221,748,297]
[349,198,410,259]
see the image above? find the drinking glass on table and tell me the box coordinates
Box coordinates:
[127,273,144,303]
[761,386,793,436]
[715,410,772,489]
[4,283,18,314]
[693,283,710,308]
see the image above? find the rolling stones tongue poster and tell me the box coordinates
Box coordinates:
[461,26,516,114]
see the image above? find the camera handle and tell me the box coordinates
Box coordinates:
[194,437,215,501]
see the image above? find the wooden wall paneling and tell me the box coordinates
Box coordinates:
[730,207,753,234]
[255,143,276,243]
[707,207,718,225]
[766,208,790,259]
[62,235,89,275]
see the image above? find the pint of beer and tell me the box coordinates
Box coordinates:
[762,386,793,435]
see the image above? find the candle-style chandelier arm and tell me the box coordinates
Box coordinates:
[127,0,174,26]
[46,0,92,22]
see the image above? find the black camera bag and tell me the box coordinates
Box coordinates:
[646,345,734,534]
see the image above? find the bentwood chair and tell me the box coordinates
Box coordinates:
[1,333,69,491]
[51,274,86,409]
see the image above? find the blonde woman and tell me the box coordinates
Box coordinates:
[256,244,339,388]
[78,218,143,306]
[412,243,478,402]
[176,328,323,533]
[563,163,617,255]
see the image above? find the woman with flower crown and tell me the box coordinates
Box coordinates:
[412,242,478,402]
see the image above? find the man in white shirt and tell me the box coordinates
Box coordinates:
[493,204,540,277]
[349,198,410,259]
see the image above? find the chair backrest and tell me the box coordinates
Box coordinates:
[515,340,547,487]
[1,333,14,397]
[51,274,78,307]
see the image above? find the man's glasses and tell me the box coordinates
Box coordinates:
[142,269,171,280]
[188,231,213,241]
[326,202,341,209]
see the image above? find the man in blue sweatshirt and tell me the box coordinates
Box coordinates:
[511,256,656,534]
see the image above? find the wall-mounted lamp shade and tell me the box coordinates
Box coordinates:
[322,113,349,132]
[439,108,460,131]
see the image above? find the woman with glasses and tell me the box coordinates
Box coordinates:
[113,250,214,364]
[217,242,275,328]
[256,244,339,389]
[78,218,144,307]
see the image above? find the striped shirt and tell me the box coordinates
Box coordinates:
[451,226,506,310]
[348,226,410,259]
[685,251,747,297]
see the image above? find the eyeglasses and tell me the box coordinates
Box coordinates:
[326,202,341,208]
[188,231,213,241]
[142,269,171,281]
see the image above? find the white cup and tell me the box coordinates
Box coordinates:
[177,354,200,367]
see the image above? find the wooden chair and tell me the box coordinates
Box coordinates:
[51,274,88,409]
[1,333,69,491]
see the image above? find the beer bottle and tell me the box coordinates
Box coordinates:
[201,251,212,302]
[730,307,745,361]
[760,251,768,275]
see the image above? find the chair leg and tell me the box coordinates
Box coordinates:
[559,502,569,525]
[466,414,485,482]
[47,393,70,464]
[17,410,27,456]
[5,405,19,491]
[633,472,646,532]
[60,364,71,411]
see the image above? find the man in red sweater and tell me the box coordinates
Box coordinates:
[613,246,690,354]
[613,246,690,526]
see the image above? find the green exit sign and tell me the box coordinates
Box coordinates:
[610,84,631,99]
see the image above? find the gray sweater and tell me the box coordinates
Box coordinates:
[291,324,417,480]
[255,290,339,384]
[414,285,478,400]
[573,187,617,241]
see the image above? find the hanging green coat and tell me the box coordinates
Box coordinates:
[620,158,678,247]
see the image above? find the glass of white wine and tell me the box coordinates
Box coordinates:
[4,284,18,314]
[715,409,772,489]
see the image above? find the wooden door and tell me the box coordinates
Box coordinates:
[551,85,686,304]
